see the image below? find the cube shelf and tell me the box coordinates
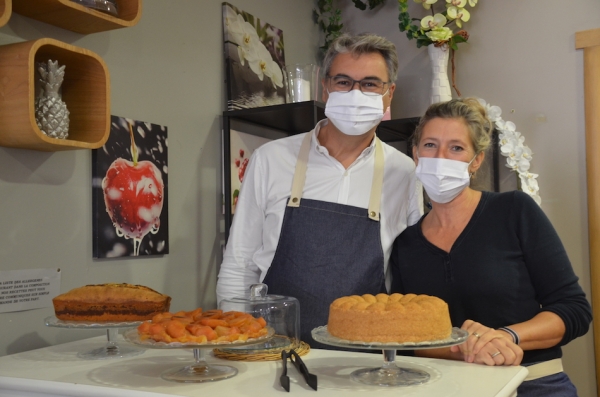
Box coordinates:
[0,0,11,28]
[12,0,141,34]
[0,38,110,151]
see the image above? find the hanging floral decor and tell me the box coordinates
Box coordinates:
[478,99,542,205]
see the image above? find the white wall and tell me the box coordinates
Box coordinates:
[340,0,599,395]
[0,0,318,355]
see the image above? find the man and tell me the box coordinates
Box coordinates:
[217,33,423,347]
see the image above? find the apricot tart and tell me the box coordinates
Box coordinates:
[137,308,268,344]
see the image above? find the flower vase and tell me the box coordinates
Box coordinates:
[427,44,452,105]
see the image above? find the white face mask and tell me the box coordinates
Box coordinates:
[415,155,476,204]
[324,90,384,136]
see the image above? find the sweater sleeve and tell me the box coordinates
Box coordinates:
[514,191,592,346]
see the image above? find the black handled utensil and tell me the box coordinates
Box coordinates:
[280,349,317,392]
[280,350,291,392]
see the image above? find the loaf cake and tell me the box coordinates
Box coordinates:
[53,283,171,322]
[327,293,451,343]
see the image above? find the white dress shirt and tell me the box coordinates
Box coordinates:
[217,119,423,302]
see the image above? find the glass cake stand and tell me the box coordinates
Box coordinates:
[311,326,468,387]
[123,327,275,383]
[45,315,145,360]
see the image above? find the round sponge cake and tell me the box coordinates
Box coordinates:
[327,293,452,343]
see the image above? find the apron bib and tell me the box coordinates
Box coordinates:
[263,130,386,348]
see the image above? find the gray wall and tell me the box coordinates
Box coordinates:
[0,0,318,355]
[340,0,599,395]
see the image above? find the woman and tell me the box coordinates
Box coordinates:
[390,98,592,396]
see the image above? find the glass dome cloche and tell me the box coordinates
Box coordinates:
[219,283,300,352]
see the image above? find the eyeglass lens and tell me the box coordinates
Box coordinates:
[328,75,388,95]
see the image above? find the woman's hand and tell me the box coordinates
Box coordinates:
[450,320,523,366]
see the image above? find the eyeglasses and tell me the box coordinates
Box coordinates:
[326,74,390,96]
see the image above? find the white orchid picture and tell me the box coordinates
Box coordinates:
[223,3,285,110]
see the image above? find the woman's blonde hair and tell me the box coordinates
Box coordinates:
[411,98,494,154]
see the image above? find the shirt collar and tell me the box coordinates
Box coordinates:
[312,119,376,158]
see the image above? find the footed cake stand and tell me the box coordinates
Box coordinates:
[311,326,468,387]
[45,316,145,360]
[123,327,275,383]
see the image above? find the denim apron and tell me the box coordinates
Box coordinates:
[262,130,386,349]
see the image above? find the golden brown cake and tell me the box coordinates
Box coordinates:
[327,293,452,343]
[53,283,171,322]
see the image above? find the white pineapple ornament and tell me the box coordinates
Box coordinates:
[35,60,70,139]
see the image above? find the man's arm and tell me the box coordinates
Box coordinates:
[216,150,267,303]
[216,262,261,303]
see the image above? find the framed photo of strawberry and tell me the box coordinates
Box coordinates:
[229,129,271,214]
[92,116,169,258]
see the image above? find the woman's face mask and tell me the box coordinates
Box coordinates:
[415,154,477,204]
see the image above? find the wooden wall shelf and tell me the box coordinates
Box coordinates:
[0,0,11,28]
[0,38,110,151]
[12,0,141,34]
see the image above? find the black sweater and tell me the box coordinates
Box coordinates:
[391,190,592,364]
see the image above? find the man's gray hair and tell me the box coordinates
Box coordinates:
[322,33,399,82]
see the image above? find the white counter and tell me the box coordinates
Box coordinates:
[0,335,527,397]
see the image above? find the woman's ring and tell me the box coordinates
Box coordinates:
[472,332,481,339]
[491,351,501,358]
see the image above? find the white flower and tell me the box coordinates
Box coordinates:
[245,43,283,88]
[266,60,284,88]
[226,12,246,48]
[421,14,447,30]
[500,137,517,157]
[477,98,542,205]
[414,0,439,10]
[520,145,533,161]
[224,6,238,29]
[237,18,262,65]
[426,26,454,42]
[497,119,517,135]
[519,173,541,205]
[477,99,503,122]
[226,10,283,89]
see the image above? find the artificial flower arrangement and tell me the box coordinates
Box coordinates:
[478,99,542,205]
[398,0,477,50]
[224,4,283,89]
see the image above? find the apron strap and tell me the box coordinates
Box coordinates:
[368,138,384,221]
[287,130,385,222]
[287,131,312,208]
